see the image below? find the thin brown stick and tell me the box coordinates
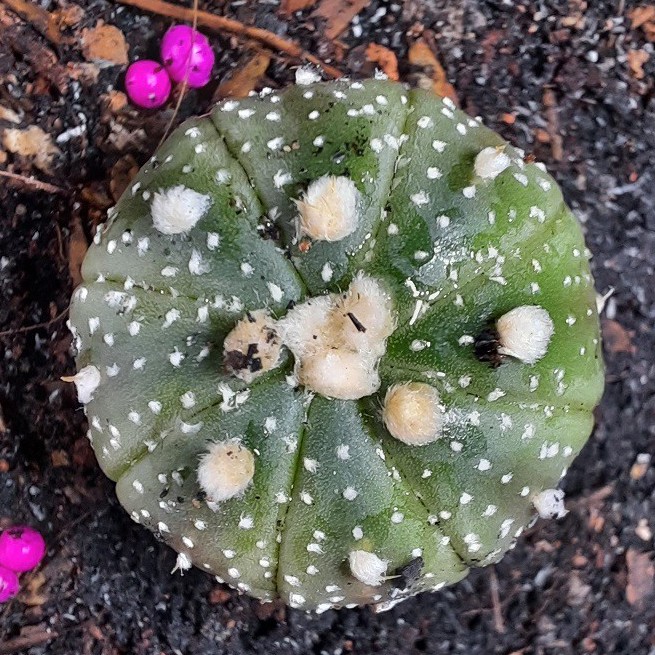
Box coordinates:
[0,630,59,654]
[0,0,61,44]
[157,0,198,147]
[0,305,69,339]
[114,0,343,78]
[488,567,506,634]
[0,170,66,194]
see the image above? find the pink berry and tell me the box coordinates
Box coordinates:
[0,566,19,603]
[0,525,46,572]
[125,60,171,109]
[161,25,215,88]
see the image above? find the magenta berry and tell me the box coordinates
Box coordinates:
[161,25,215,88]
[0,525,46,572]
[0,565,19,603]
[125,60,171,109]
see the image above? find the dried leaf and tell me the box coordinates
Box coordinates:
[110,154,139,202]
[627,49,650,79]
[280,0,316,14]
[51,450,70,467]
[312,0,371,40]
[215,53,272,100]
[365,43,399,80]
[0,104,22,124]
[52,3,85,28]
[68,215,88,287]
[601,319,636,355]
[626,549,654,606]
[630,5,655,29]
[408,39,459,105]
[81,21,129,66]
[2,126,60,173]
[629,6,655,40]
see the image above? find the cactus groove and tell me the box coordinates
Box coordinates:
[68,77,604,612]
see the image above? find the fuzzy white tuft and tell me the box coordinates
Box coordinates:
[151,185,211,235]
[349,550,388,586]
[474,147,512,180]
[382,382,443,446]
[298,349,380,400]
[335,273,396,354]
[295,67,322,86]
[277,275,395,400]
[533,489,567,519]
[197,440,255,503]
[295,175,361,242]
[497,305,554,364]
[66,365,102,404]
[223,310,282,383]
[277,296,335,359]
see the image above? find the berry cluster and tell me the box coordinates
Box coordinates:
[0,526,46,603]
[125,25,215,109]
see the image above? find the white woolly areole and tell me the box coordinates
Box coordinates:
[223,310,282,383]
[474,147,512,180]
[299,349,380,401]
[349,550,388,586]
[151,185,211,235]
[277,275,395,400]
[68,365,101,404]
[295,67,322,85]
[533,489,568,519]
[382,382,443,446]
[197,440,255,503]
[295,175,361,242]
[497,305,554,364]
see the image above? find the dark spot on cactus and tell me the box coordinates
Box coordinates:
[159,486,170,499]
[474,326,503,368]
[177,496,184,503]
[257,218,280,242]
[285,300,296,311]
[346,312,366,333]
[194,490,207,502]
[225,343,263,374]
[392,556,424,590]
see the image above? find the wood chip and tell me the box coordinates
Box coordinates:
[626,549,654,607]
[408,38,458,105]
[214,52,271,100]
[68,215,88,288]
[601,319,636,355]
[2,126,60,173]
[627,49,650,79]
[280,0,316,14]
[365,43,399,80]
[0,105,22,124]
[630,5,655,40]
[312,0,371,40]
[81,21,129,65]
[110,154,139,202]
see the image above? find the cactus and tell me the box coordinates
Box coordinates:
[68,77,604,612]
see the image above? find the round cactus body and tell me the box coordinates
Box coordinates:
[68,78,604,612]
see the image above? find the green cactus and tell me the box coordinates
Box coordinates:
[68,77,604,612]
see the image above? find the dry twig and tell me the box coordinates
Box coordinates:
[0,305,69,339]
[488,567,506,634]
[0,0,61,44]
[114,0,343,78]
[0,170,66,194]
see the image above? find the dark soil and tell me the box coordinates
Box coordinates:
[1,1,655,653]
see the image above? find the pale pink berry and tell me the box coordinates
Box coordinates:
[125,60,171,109]
[0,565,19,603]
[0,525,46,572]
[161,25,215,88]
